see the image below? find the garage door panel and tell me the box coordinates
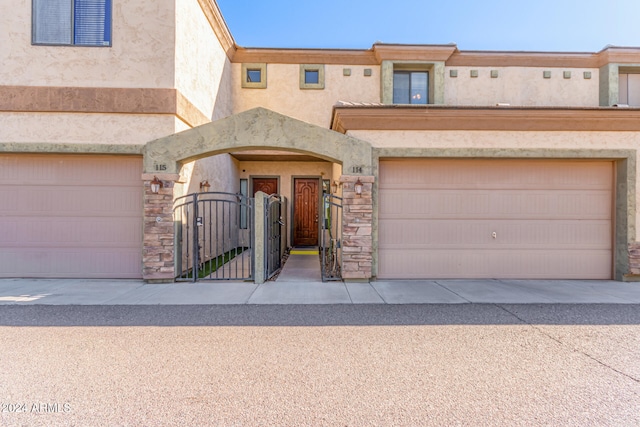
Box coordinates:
[0,154,143,278]
[379,248,612,279]
[379,219,612,248]
[0,248,142,278]
[380,159,613,190]
[2,186,142,216]
[378,249,492,279]
[0,155,142,185]
[380,189,611,220]
[4,217,142,248]
[378,159,613,279]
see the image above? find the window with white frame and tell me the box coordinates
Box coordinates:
[32,0,112,46]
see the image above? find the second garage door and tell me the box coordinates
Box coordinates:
[0,154,143,279]
[378,159,613,279]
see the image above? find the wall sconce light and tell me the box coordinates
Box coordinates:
[331,180,341,194]
[354,178,363,196]
[150,176,163,194]
[200,180,211,192]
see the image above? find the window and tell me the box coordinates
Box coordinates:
[241,63,267,89]
[381,61,444,105]
[32,0,112,46]
[305,70,319,84]
[619,73,640,106]
[393,71,428,104]
[299,64,325,89]
[247,69,262,83]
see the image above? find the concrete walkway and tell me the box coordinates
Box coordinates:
[1,250,639,305]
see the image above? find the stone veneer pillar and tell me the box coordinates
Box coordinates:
[628,243,640,279]
[142,174,178,283]
[340,175,374,281]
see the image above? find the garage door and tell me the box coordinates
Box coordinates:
[0,154,143,278]
[378,159,613,279]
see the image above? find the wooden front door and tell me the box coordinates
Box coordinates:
[252,177,278,195]
[293,178,319,246]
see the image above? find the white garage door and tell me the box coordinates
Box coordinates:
[0,154,143,278]
[378,159,613,279]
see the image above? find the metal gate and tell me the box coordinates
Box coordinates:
[321,194,342,281]
[265,194,287,280]
[173,192,253,281]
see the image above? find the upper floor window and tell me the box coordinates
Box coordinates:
[299,64,325,90]
[247,69,262,83]
[619,73,640,106]
[393,71,428,104]
[305,70,319,84]
[32,0,112,47]
[382,61,443,105]
[241,63,267,89]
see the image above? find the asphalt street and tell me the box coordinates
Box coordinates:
[1,304,639,426]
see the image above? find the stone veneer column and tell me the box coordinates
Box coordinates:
[340,175,374,281]
[142,174,179,283]
[628,243,640,279]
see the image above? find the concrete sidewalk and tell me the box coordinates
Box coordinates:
[2,248,640,305]
[1,277,639,305]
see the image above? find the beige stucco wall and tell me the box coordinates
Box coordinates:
[0,0,175,88]
[444,67,599,106]
[183,154,239,196]
[350,129,640,240]
[174,117,192,134]
[239,160,333,244]
[175,1,233,120]
[0,113,177,145]
[232,64,381,128]
[238,161,332,200]
[232,63,601,122]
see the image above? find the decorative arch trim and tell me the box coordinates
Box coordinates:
[143,107,373,175]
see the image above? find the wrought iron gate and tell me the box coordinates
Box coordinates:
[321,194,342,281]
[264,194,287,280]
[173,192,253,281]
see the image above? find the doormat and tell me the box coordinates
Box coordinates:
[290,249,319,255]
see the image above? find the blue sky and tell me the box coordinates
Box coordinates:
[216,0,640,52]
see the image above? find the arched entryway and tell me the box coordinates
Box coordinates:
[140,107,374,283]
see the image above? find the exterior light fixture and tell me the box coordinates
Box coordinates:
[331,180,340,194]
[200,180,211,192]
[354,178,363,196]
[150,176,163,194]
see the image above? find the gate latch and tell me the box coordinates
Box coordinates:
[196,217,203,226]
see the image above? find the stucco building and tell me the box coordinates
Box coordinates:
[2,0,640,282]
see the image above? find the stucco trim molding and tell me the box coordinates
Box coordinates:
[231,45,640,67]
[196,0,236,58]
[233,48,379,65]
[143,107,373,176]
[373,44,457,62]
[0,86,210,128]
[332,105,640,133]
[0,142,144,155]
